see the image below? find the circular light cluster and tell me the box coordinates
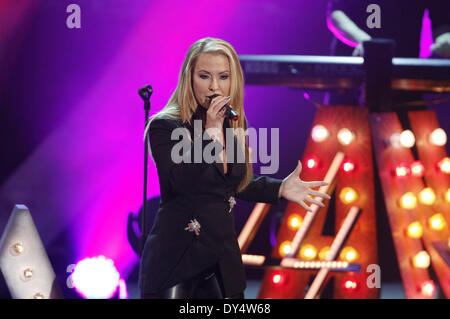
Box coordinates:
[410,161,425,177]
[438,157,450,174]
[428,213,446,231]
[399,192,417,210]
[287,214,302,230]
[311,125,330,142]
[337,128,355,146]
[340,246,359,262]
[278,241,292,257]
[412,251,430,269]
[406,221,423,238]
[429,128,447,146]
[418,188,436,206]
[300,244,317,260]
[71,255,121,299]
[339,187,358,204]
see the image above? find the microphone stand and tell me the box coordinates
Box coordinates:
[138,85,153,257]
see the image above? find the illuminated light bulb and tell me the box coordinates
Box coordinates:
[311,125,330,142]
[410,161,425,177]
[342,278,358,292]
[22,268,33,281]
[287,214,303,230]
[418,188,436,205]
[394,163,410,177]
[420,280,436,298]
[406,221,423,238]
[438,157,450,174]
[428,213,446,231]
[337,128,355,146]
[278,241,292,257]
[400,130,415,148]
[341,159,356,173]
[33,293,44,299]
[412,251,430,269]
[399,192,417,210]
[10,242,24,256]
[271,271,286,286]
[300,244,317,260]
[339,187,358,204]
[339,246,359,262]
[445,188,450,203]
[305,156,319,169]
[429,128,447,146]
[318,246,331,260]
[72,255,121,299]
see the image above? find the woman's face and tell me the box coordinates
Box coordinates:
[192,52,231,109]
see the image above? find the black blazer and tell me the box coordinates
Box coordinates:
[138,114,283,297]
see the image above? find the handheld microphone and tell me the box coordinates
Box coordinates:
[208,94,239,121]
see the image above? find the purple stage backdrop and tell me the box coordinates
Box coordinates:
[0,0,448,297]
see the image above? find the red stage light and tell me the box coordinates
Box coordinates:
[342,278,358,292]
[341,159,356,173]
[410,161,425,177]
[304,156,319,169]
[419,280,436,298]
[271,271,287,286]
[394,163,410,177]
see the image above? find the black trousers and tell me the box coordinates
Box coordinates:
[141,264,244,299]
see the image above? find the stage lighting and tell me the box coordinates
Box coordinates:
[337,128,355,146]
[300,244,317,260]
[418,188,436,205]
[271,271,287,286]
[305,155,319,169]
[0,205,62,299]
[287,214,302,230]
[420,280,436,298]
[400,130,415,148]
[311,125,330,142]
[341,159,356,173]
[339,187,358,204]
[412,251,430,269]
[410,161,425,177]
[406,222,423,239]
[438,157,450,174]
[342,278,358,292]
[399,192,417,210]
[428,214,446,231]
[429,128,447,146]
[394,163,410,177]
[71,255,120,299]
[278,241,292,257]
[340,246,359,262]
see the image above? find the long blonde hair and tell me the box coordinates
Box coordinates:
[145,37,253,193]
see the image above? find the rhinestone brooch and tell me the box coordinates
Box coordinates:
[228,196,236,213]
[185,218,201,236]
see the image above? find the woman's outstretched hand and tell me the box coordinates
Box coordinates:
[279,160,331,212]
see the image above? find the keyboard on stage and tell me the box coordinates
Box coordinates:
[238,55,450,93]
